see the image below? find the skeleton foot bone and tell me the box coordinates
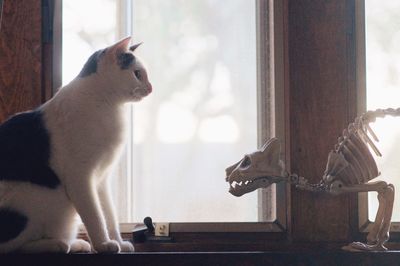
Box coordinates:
[342,242,388,252]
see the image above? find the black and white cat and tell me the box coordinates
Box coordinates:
[0,37,152,253]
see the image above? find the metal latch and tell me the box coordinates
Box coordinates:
[132,216,173,244]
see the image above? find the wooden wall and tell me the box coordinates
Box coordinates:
[0,0,43,121]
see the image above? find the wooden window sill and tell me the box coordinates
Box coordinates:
[2,245,400,266]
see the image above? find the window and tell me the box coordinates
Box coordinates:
[62,0,280,226]
[365,0,400,225]
[4,0,389,258]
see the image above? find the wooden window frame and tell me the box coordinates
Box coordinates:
[63,0,288,236]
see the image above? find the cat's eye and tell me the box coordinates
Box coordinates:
[134,70,142,81]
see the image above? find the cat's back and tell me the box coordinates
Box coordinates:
[0,110,60,188]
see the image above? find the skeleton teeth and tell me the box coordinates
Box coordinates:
[229,180,255,190]
[239,180,252,187]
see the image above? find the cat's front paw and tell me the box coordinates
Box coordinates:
[70,239,92,253]
[119,241,134,252]
[95,240,120,253]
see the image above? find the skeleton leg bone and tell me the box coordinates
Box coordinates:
[339,182,395,251]
[367,185,390,244]
[377,184,394,244]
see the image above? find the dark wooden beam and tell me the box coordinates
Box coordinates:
[286,0,358,242]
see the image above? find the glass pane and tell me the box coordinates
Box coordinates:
[62,0,118,85]
[63,0,260,223]
[62,0,133,222]
[366,1,400,221]
[130,0,258,222]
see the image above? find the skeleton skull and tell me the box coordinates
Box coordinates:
[226,138,288,196]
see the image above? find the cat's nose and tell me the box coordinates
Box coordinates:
[147,83,153,93]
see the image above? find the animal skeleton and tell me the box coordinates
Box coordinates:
[226,108,400,251]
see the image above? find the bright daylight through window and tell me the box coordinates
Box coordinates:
[63,0,261,223]
[366,0,400,221]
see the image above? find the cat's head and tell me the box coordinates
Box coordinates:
[78,37,152,103]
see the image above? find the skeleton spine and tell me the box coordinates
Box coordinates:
[287,107,400,193]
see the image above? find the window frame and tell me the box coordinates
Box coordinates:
[58,0,287,235]
[356,0,371,236]
[5,0,400,260]
[45,0,386,250]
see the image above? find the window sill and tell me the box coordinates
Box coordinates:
[2,245,400,266]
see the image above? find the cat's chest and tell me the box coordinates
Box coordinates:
[48,106,127,170]
[86,113,126,156]
[91,113,127,170]
[94,115,124,145]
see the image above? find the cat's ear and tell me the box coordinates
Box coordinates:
[109,36,131,55]
[129,42,143,52]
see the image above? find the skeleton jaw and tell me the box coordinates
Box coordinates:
[228,176,274,197]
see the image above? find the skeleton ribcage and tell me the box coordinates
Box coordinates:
[323,122,380,186]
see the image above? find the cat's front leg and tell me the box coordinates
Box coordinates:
[64,178,121,253]
[99,180,134,252]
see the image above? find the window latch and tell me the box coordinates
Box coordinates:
[132,216,173,244]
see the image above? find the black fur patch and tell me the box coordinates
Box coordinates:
[117,52,135,70]
[78,49,105,78]
[0,110,60,188]
[0,209,27,243]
